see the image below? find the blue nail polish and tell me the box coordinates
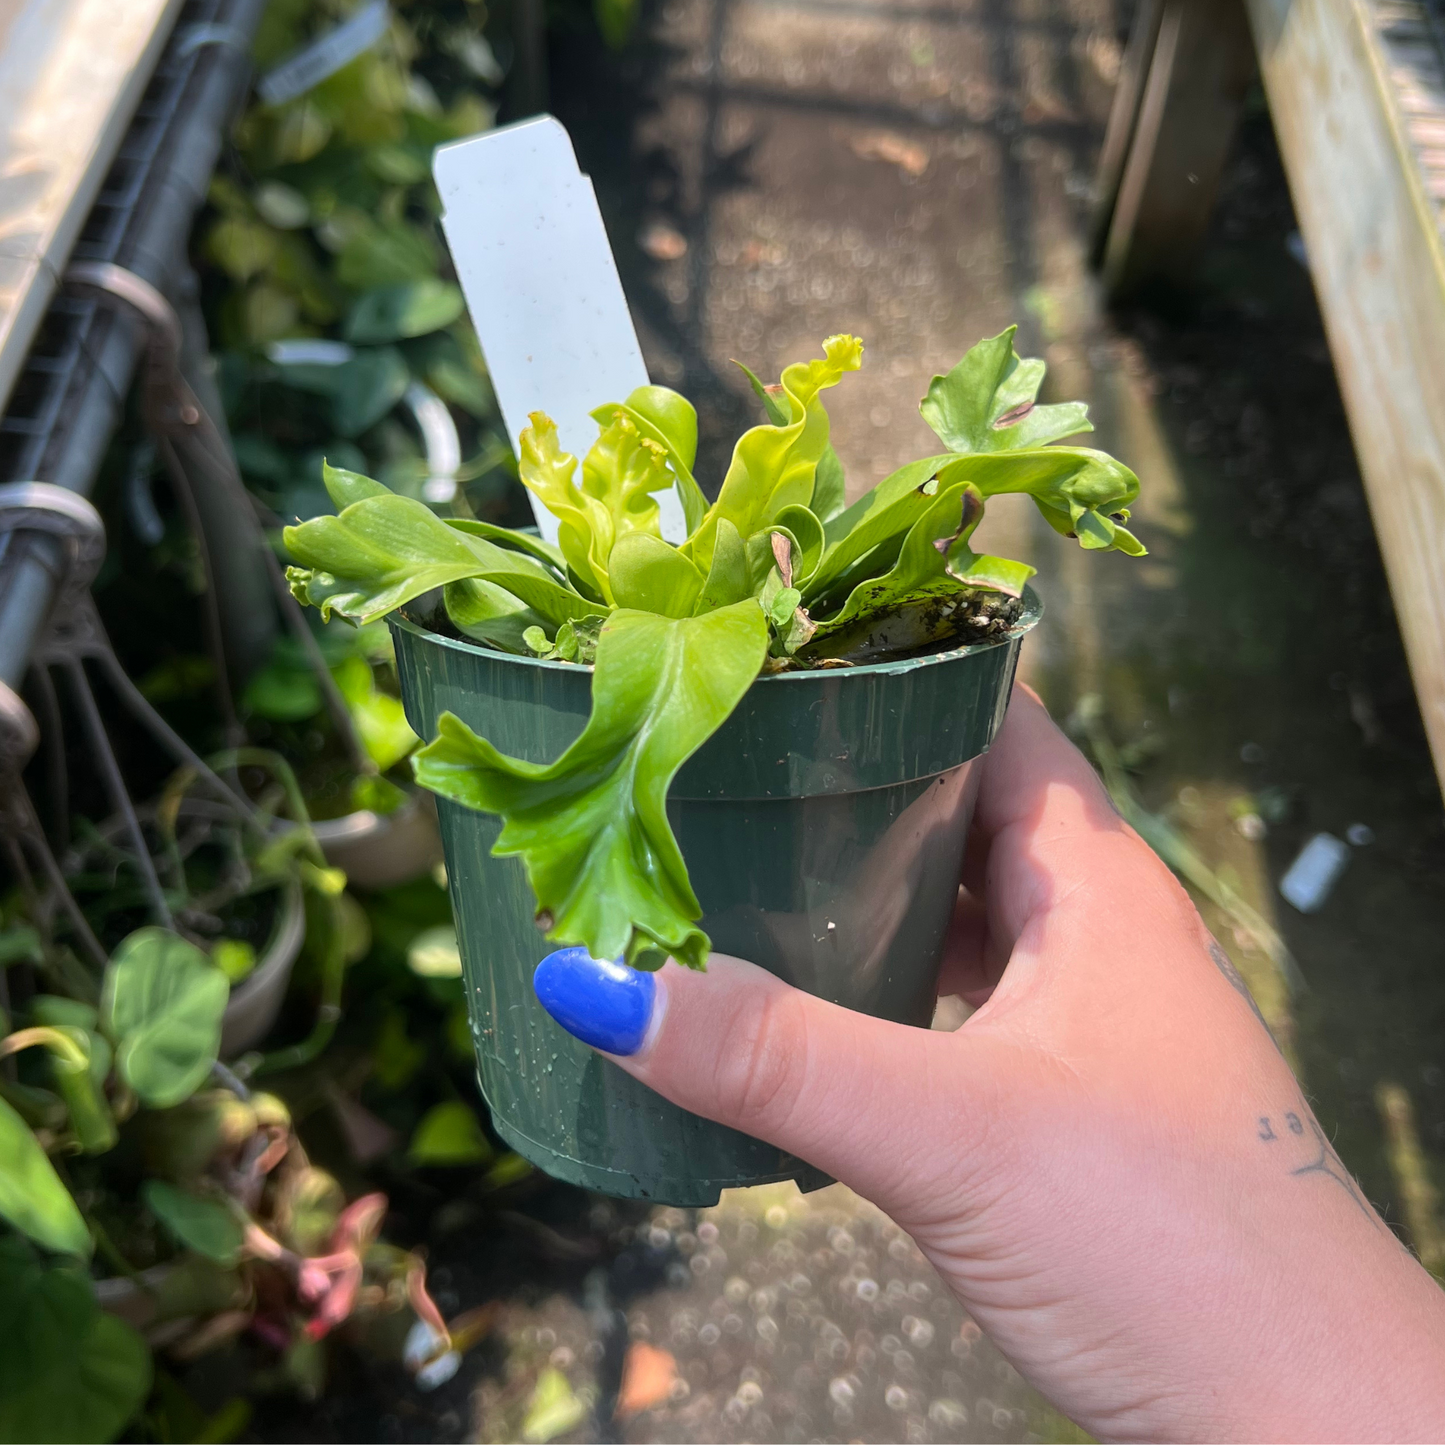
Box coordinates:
[533,947,656,1055]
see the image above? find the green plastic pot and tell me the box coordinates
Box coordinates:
[392,587,1041,1206]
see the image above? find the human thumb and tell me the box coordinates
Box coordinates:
[531,947,998,1216]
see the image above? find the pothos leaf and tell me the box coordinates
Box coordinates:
[920,326,1092,453]
[101,929,228,1110]
[685,335,862,573]
[141,1180,244,1265]
[413,601,770,969]
[0,1239,151,1445]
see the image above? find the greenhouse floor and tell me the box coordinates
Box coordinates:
[271,0,1445,1439]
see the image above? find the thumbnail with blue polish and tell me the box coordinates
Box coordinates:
[533,946,655,1055]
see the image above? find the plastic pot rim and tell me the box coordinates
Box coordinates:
[393,582,1043,682]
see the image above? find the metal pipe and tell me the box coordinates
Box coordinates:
[0,0,271,691]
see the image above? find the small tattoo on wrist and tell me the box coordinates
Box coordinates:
[1257,1101,1379,1225]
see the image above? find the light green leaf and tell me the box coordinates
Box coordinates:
[580,412,673,555]
[686,335,862,572]
[322,459,390,510]
[407,925,462,979]
[285,493,599,627]
[101,929,228,1110]
[28,997,97,1032]
[811,444,847,523]
[413,600,770,969]
[444,578,548,655]
[408,1100,491,1166]
[522,1366,588,1443]
[693,518,750,613]
[808,445,1141,611]
[0,1095,90,1258]
[242,658,322,722]
[594,385,708,533]
[333,655,419,771]
[331,346,410,436]
[943,545,1037,597]
[934,446,1143,555]
[142,1181,244,1266]
[609,533,705,618]
[344,280,466,344]
[517,414,616,601]
[807,481,982,649]
[0,1239,151,1444]
[920,326,1092,453]
[445,518,567,574]
[211,940,257,985]
[770,505,825,586]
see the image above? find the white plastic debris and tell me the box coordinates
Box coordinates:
[267,338,353,367]
[258,0,390,106]
[1279,832,1350,913]
[1346,823,1375,847]
[403,1319,461,1390]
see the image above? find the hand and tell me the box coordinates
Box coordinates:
[532,686,1445,1442]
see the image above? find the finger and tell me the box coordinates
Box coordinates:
[935,886,1007,1005]
[531,947,1002,1217]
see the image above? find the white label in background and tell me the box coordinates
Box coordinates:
[1279,832,1350,914]
[258,0,390,107]
[432,115,689,544]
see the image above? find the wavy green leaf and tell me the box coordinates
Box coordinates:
[593,385,710,535]
[0,1096,90,1258]
[0,1239,151,1444]
[920,326,1092,454]
[685,335,862,573]
[285,494,599,626]
[413,601,769,969]
[101,929,228,1110]
[804,481,978,644]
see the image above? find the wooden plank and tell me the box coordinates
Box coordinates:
[0,0,186,411]
[1245,0,1445,793]
[1088,0,1164,265]
[1099,0,1257,300]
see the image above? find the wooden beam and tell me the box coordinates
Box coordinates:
[1089,0,1164,265]
[1246,0,1445,794]
[1099,0,1257,300]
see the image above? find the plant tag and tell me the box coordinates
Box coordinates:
[433,115,688,543]
[258,0,390,107]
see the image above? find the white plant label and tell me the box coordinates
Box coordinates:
[258,0,390,107]
[432,115,688,543]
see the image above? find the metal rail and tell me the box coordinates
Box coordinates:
[0,0,271,690]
